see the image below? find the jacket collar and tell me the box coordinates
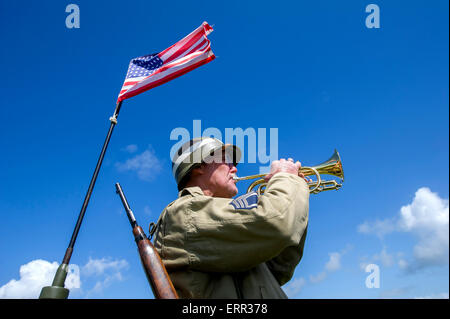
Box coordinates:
[178,186,204,198]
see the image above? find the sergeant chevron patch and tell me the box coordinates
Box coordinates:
[230,192,259,210]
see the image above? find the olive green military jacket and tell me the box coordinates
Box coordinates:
[153,172,309,299]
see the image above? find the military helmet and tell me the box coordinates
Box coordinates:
[172,137,241,189]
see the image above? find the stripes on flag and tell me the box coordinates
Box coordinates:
[117,22,215,102]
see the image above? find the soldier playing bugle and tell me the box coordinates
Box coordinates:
[152,137,309,299]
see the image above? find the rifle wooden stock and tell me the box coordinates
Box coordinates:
[132,226,178,299]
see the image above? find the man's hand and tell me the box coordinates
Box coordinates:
[264,158,307,183]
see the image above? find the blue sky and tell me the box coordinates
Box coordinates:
[0,0,448,299]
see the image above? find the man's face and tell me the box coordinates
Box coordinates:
[201,153,238,198]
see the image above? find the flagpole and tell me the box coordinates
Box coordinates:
[38,21,215,299]
[39,101,123,299]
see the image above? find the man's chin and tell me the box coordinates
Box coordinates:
[223,186,238,198]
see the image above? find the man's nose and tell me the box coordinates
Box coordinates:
[229,164,237,173]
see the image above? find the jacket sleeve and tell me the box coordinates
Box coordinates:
[265,227,308,286]
[185,172,309,272]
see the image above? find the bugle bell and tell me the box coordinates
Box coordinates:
[233,149,344,195]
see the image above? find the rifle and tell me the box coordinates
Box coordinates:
[115,182,178,299]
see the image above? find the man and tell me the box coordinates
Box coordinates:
[153,137,309,298]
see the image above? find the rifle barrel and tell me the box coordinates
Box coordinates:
[115,182,137,229]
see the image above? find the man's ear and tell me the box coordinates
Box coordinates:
[191,164,206,177]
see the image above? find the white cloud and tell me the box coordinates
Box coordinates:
[0,257,129,299]
[399,188,449,270]
[357,187,449,272]
[115,147,162,181]
[309,247,350,284]
[397,258,409,270]
[81,257,129,297]
[283,277,306,297]
[0,259,80,299]
[309,271,327,283]
[357,218,397,239]
[122,144,138,153]
[372,247,396,267]
[308,252,342,284]
[82,257,128,277]
[359,247,400,274]
[325,252,342,272]
[398,188,448,232]
[284,249,349,297]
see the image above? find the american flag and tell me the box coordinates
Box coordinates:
[117,22,215,102]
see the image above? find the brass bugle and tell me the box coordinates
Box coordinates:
[233,149,344,195]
